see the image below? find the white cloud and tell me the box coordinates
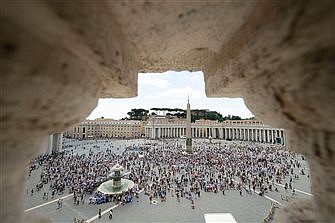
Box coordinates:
[158,87,203,99]
[138,73,170,89]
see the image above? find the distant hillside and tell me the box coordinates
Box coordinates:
[122,108,254,122]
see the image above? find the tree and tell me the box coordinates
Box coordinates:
[127,108,149,120]
[222,115,242,120]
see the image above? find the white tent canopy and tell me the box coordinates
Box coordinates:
[204,213,238,223]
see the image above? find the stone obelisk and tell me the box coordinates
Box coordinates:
[186,98,192,153]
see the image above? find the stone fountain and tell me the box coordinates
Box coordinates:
[97,163,134,194]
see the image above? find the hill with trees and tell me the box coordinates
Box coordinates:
[122,108,254,122]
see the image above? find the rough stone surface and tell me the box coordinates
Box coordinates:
[1,1,334,223]
[274,199,316,222]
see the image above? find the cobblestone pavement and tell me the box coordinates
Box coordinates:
[24,138,311,223]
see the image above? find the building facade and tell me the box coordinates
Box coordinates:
[144,116,286,145]
[64,117,286,145]
[64,118,143,139]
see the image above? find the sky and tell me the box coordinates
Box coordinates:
[87,71,254,120]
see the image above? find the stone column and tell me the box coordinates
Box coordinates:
[52,132,63,152]
[272,130,275,144]
[258,129,261,142]
[186,99,192,153]
[255,128,260,142]
[47,134,53,154]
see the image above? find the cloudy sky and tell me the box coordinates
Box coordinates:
[87,71,254,120]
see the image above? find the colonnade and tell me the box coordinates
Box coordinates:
[145,126,286,145]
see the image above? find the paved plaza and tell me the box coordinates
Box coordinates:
[24,138,312,223]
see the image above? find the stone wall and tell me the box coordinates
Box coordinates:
[1,1,334,222]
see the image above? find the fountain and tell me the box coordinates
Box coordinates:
[97,163,134,194]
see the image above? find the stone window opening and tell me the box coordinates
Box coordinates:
[1,2,335,223]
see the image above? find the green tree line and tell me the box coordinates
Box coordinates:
[122,108,255,122]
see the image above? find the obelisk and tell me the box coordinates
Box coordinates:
[186,98,192,153]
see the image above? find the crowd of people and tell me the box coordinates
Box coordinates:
[27,138,308,212]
